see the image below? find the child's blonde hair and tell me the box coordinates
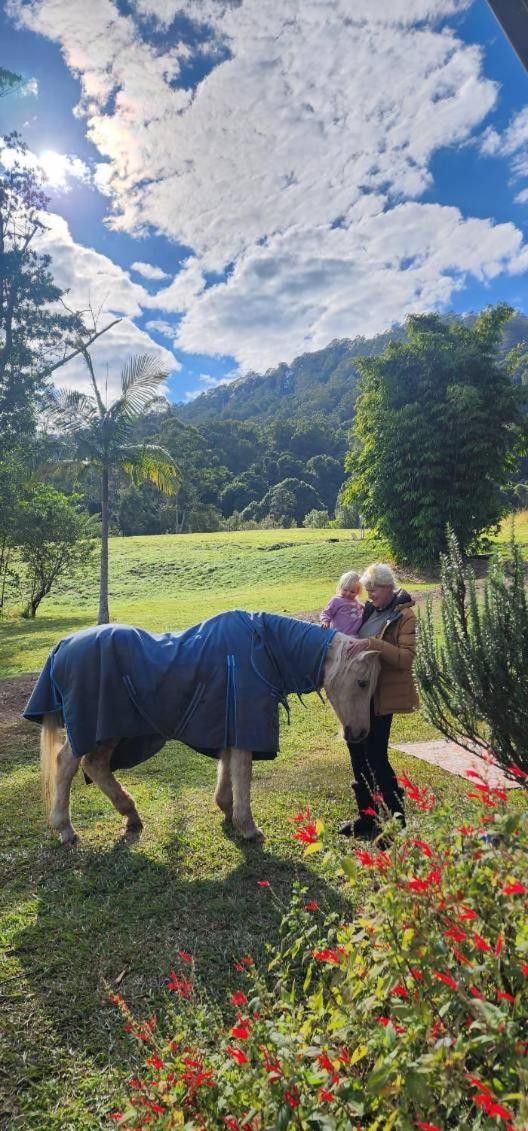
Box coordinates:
[337,570,360,596]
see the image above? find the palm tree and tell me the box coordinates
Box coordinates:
[45,350,180,623]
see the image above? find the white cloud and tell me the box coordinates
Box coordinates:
[480,106,528,179]
[175,202,525,370]
[515,187,528,205]
[145,318,176,337]
[145,257,205,312]
[9,0,528,375]
[20,76,39,96]
[39,149,92,190]
[131,260,170,280]
[33,212,179,394]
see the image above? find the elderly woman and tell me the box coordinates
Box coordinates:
[340,563,418,839]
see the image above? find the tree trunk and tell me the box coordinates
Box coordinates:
[98,465,110,624]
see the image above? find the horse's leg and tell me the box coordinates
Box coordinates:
[214,749,233,821]
[82,744,143,835]
[230,748,265,842]
[49,739,80,845]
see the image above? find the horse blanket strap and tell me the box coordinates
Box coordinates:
[23,611,336,772]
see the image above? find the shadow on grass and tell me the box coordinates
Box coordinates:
[5,826,352,1118]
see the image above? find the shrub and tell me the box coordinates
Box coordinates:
[416,529,528,782]
[109,780,528,1129]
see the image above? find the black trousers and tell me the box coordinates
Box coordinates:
[346,703,404,818]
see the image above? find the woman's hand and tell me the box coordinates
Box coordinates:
[346,638,370,658]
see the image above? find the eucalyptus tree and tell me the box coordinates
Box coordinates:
[45,352,179,623]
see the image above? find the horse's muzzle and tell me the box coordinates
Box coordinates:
[344,726,368,744]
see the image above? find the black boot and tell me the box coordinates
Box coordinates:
[338,814,381,839]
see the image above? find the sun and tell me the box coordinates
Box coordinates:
[38,150,71,189]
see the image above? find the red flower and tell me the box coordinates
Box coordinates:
[469,986,486,1000]
[319,1089,335,1103]
[416,1123,442,1131]
[356,850,375,866]
[316,1051,335,1073]
[231,991,248,1006]
[109,1115,124,1122]
[231,1024,251,1040]
[444,926,466,942]
[392,983,409,998]
[362,807,378,816]
[179,950,193,963]
[457,825,475,836]
[293,822,319,844]
[497,991,515,1003]
[432,971,457,990]
[226,1045,249,1065]
[313,948,341,964]
[502,881,525,895]
[473,933,491,952]
[305,900,319,911]
[510,763,528,779]
[377,1016,390,1027]
[284,1089,300,1109]
[458,908,477,921]
[520,963,528,976]
[257,880,270,888]
[146,1056,164,1070]
[494,933,504,957]
[167,972,192,997]
[474,1095,512,1121]
[411,838,433,857]
[407,877,431,893]
[223,1119,241,1131]
[292,806,312,823]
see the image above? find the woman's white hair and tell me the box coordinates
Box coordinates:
[338,570,360,593]
[360,562,397,589]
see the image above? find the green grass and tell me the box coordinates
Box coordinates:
[0,521,524,1128]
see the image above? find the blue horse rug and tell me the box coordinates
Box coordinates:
[23,610,336,772]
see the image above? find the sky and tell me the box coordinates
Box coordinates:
[1,0,528,403]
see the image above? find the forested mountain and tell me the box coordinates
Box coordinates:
[175,312,528,427]
[43,311,528,537]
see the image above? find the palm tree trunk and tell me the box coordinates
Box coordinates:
[98,465,110,624]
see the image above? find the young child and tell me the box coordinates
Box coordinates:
[320,570,364,636]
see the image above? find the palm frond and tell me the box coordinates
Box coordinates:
[119,443,180,495]
[41,387,99,434]
[114,354,169,422]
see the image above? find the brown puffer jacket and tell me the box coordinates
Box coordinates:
[361,590,419,716]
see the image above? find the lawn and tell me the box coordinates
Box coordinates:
[0,521,523,1128]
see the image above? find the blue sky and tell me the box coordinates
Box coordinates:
[1,0,528,403]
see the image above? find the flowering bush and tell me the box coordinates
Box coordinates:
[109,779,528,1130]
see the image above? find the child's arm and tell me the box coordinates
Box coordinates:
[320,597,338,627]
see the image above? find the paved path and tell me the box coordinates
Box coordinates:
[392,739,519,789]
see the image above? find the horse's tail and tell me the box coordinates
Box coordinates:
[41,714,63,817]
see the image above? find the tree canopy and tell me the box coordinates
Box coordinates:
[343,305,527,568]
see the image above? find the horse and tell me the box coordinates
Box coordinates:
[23,611,380,845]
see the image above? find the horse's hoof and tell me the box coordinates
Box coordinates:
[241,826,265,843]
[59,830,78,846]
[126,818,143,833]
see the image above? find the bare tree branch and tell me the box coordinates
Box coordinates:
[34,318,122,382]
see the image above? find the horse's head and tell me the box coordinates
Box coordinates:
[322,635,381,743]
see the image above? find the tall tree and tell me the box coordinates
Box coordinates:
[344,305,526,569]
[44,353,179,623]
[0,132,119,450]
